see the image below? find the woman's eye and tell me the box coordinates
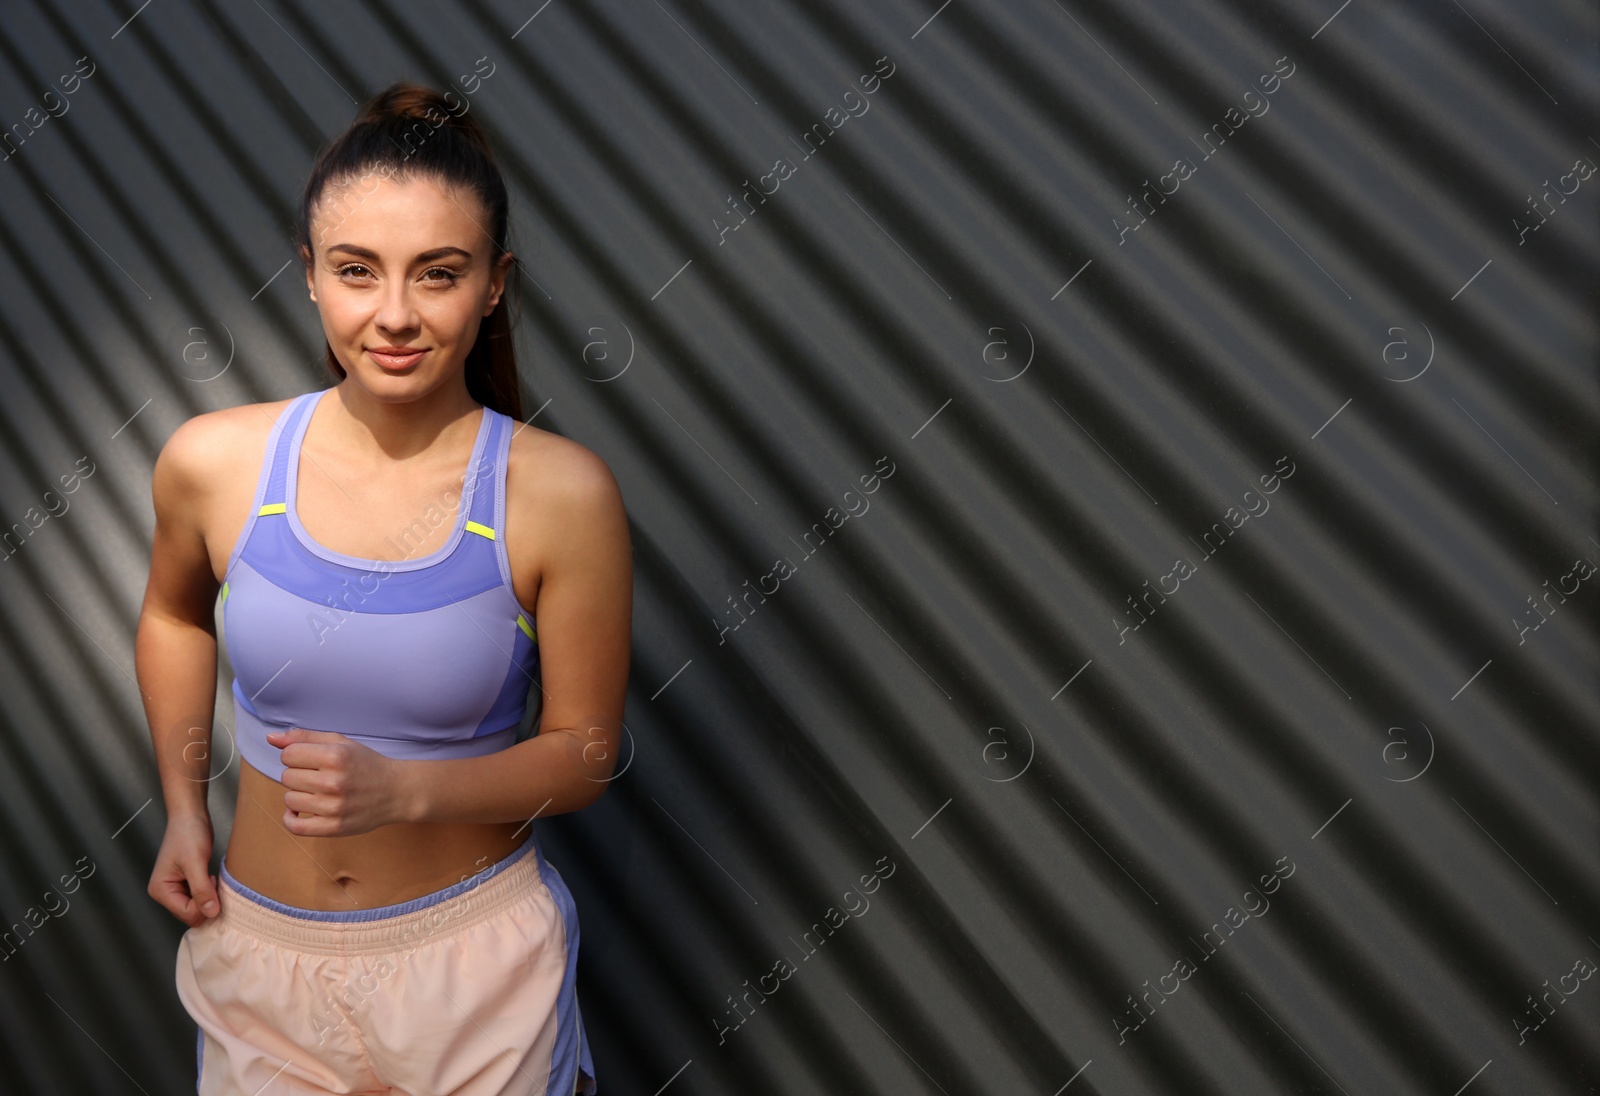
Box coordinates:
[331,264,460,284]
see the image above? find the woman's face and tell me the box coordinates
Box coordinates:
[302,171,513,396]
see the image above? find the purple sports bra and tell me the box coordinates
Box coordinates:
[219,388,540,782]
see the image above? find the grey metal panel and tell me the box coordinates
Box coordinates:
[0,0,1594,1092]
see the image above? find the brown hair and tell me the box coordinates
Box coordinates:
[296,81,523,420]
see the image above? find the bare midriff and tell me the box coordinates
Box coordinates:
[223,758,527,911]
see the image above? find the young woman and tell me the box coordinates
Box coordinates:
[136,83,630,1095]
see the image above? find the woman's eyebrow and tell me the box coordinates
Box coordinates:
[325,244,474,262]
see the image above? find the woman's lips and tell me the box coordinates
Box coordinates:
[369,348,426,370]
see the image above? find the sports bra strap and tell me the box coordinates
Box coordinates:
[261,392,319,516]
[463,411,503,537]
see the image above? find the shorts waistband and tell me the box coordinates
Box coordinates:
[215,828,544,954]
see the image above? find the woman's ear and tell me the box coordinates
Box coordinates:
[299,244,316,301]
[485,250,514,314]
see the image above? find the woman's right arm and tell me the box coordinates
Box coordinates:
[135,415,227,927]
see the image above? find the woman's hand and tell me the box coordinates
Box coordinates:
[148,812,220,927]
[267,728,412,837]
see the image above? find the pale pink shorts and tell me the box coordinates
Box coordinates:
[175,829,596,1095]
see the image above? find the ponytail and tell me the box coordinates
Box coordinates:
[296,82,523,420]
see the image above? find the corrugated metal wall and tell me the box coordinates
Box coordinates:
[1,0,1596,1092]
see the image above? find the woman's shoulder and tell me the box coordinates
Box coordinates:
[501,417,627,573]
[503,416,621,507]
[154,396,302,500]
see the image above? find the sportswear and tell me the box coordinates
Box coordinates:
[219,387,540,782]
[178,827,598,1094]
